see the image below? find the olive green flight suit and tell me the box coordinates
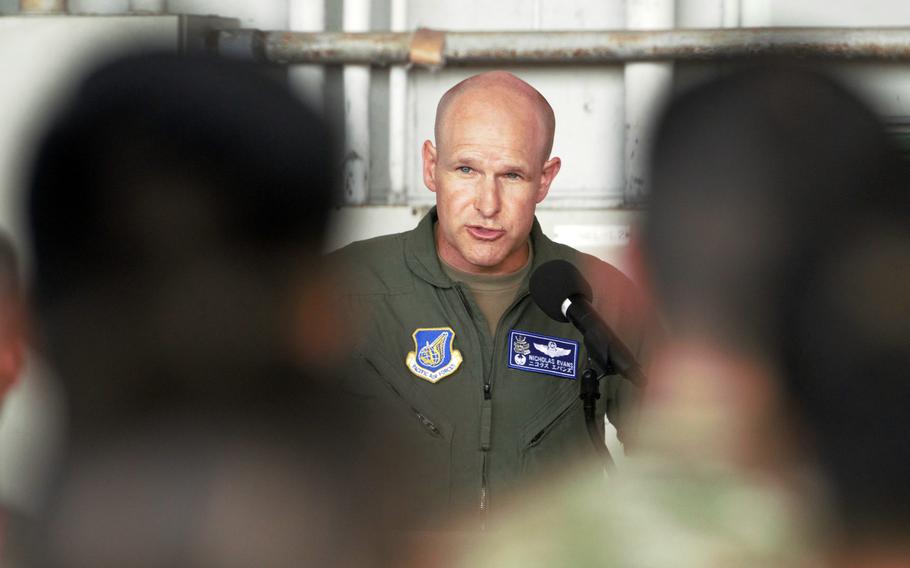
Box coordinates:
[334,209,656,527]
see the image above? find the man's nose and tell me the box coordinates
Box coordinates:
[474,175,501,218]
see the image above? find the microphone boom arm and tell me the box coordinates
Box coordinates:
[565,295,646,386]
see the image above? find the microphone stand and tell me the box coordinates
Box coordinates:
[580,364,615,472]
[565,299,647,472]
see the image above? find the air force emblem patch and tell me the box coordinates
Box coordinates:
[406,327,463,383]
[508,329,578,379]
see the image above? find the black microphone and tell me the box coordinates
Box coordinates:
[529,259,645,385]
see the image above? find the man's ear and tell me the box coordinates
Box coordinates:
[536,156,562,203]
[422,140,438,193]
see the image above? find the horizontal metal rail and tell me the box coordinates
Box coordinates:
[216,27,910,66]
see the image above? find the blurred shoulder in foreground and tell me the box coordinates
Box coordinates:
[449,64,907,568]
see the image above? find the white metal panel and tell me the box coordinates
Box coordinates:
[721,0,740,27]
[131,0,165,11]
[343,0,371,204]
[166,0,289,28]
[537,0,623,30]
[761,0,910,27]
[387,0,408,203]
[409,0,537,30]
[624,0,674,201]
[740,0,770,27]
[68,0,131,13]
[677,0,723,28]
[677,0,741,29]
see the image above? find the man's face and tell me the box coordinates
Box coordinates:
[423,94,561,275]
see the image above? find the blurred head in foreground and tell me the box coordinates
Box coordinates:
[644,65,910,561]
[29,51,340,427]
[26,52,388,567]
[778,111,910,566]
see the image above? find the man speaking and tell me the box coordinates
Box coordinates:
[335,71,657,527]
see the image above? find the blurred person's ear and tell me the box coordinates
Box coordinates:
[287,265,349,375]
[0,303,25,401]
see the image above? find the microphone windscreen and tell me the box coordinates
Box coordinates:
[529,259,593,323]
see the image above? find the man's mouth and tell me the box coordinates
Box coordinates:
[467,225,505,241]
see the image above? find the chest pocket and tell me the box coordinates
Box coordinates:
[345,349,455,523]
[518,381,593,476]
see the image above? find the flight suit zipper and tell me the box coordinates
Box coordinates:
[480,381,492,520]
[456,284,532,521]
[454,285,493,518]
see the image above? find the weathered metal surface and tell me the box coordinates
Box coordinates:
[266,31,410,65]
[19,0,66,12]
[409,28,445,66]
[215,27,910,66]
[217,29,267,62]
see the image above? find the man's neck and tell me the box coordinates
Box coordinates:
[439,241,534,337]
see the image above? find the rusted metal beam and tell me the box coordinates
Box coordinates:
[19,0,66,12]
[215,27,910,66]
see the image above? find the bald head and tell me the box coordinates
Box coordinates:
[434,71,556,163]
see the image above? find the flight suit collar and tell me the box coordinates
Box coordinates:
[403,207,451,288]
[404,207,568,289]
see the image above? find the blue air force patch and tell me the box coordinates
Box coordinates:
[508,329,578,379]
[406,327,463,383]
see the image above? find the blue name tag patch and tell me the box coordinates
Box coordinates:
[507,329,578,380]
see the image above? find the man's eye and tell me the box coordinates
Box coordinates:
[505,172,521,180]
[458,166,472,174]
